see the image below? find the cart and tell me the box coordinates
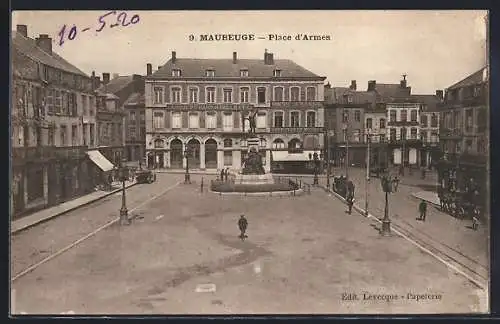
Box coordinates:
[135,170,156,184]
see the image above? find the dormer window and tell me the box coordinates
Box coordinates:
[273,69,282,77]
[172,69,181,77]
[240,69,249,77]
[206,69,215,77]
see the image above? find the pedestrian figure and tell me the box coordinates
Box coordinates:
[418,200,427,221]
[225,168,230,182]
[393,175,400,192]
[346,194,354,214]
[220,168,225,182]
[472,215,479,231]
[238,214,248,241]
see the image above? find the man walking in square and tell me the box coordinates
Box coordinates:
[418,199,427,221]
[238,214,248,241]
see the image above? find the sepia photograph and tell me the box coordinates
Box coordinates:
[10,10,489,315]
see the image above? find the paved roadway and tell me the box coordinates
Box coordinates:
[11,174,487,314]
[324,167,489,286]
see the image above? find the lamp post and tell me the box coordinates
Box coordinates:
[342,121,349,180]
[184,147,191,184]
[365,131,372,216]
[324,128,331,189]
[118,159,129,225]
[313,152,319,185]
[380,173,394,236]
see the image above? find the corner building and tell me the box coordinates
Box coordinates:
[145,51,326,172]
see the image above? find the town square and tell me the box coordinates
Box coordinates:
[10,10,489,314]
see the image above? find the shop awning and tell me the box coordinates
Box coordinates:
[86,150,115,172]
[272,151,314,162]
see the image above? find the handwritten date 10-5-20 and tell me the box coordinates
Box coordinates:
[57,11,140,46]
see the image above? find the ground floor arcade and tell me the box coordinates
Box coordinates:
[145,133,323,173]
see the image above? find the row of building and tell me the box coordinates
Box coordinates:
[11,24,489,218]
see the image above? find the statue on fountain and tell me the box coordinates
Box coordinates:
[242,147,265,175]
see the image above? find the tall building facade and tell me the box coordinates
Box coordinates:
[413,92,442,167]
[11,25,96,218]
[144,51,326,172]
[438,67,489,211]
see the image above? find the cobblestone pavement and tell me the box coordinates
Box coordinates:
[324,167,489,287]
[11,174,486,314]
[11,174,183,278]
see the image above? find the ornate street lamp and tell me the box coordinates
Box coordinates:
[380,173,395,236]
[312,152,319,185]
[118,159,130,225]
[184,147,191,184]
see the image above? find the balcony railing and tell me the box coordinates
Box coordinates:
[269,127,324,134]
[165,103,254,111]
[387,121,420,126]
[271,101,323,109]
[442,152,488,166]
[440,128,463,138]
[12,146,88,163]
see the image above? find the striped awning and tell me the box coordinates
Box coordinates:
[86,150,115,172]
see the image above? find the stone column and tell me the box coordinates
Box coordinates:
[182,143,187,168]
[200,143,206,170]
[217,150,224,170]
[164,151,169,168]
[265,149,271,173]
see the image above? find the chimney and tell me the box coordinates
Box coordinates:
[102,73,110,85]
[36,34,52,55]
[91,71,96,90]
[436,90,444,100]
[264,49,274,65]
[368,80,376,91]
[112,73,119,79]
[350,80,357,91]
[400,74,407,88]
[232,52,237,64]
[16,24,28,37]
[172,51,177,64]
[146,63,152,76]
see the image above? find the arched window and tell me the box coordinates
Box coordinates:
[274,87,284,101]
[306,87,316,101]
[288,138,302,153]
[272,138,285,149]
[224,138,232,148]
[154,139,164,148]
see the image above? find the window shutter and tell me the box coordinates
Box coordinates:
[182,111,188,128]
[200,112,205,128]
[164,111,171,129]
[234,112,240,128]
[217,111,223,128]
[182,86,187,103]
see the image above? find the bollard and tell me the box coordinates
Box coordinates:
[201,177,204,193]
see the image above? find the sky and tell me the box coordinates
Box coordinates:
[12,10,487,94]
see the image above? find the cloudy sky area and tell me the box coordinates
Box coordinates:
[13,10,487,94]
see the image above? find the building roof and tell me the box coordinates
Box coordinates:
[150,58,325,80]
[325,87,376,105]
[447,67,488,90]
[410,94,442,112]
[97,75,134,94]
[373,83,411,100]
[12,31,88,77]
[123,92,145,106]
